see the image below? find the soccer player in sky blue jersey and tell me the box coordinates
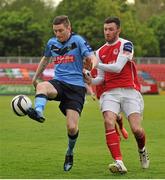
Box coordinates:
[45,32,92,87]
[27,15,98,171]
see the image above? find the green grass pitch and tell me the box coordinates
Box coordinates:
[0,95,165,178]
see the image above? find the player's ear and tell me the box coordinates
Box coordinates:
[67,25,71,32]
[118,27,121,35]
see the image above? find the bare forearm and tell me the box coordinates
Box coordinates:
[33,56,49,80]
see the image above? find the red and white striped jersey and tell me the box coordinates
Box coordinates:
[95,38,140,96]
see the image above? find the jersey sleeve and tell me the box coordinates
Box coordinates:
[92,68,104,85]
[77,36,93,57]
[95,49,101,62]
[44,40,52,57]
[97,41,134,73]
[120,41,134,60]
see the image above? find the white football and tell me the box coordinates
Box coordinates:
[11,95,32,116]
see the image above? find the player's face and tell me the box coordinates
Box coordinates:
[104,23,121,44]
[53,24,71,42]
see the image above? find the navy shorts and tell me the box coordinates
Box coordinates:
[48,79,86,116]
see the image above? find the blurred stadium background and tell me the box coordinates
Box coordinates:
[0,0,165,96]
[0,56,165,95]
[1,0,165,178]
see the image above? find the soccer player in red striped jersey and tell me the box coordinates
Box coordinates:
[84,17,149,174]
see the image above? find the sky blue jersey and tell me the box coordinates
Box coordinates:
[44,33,93,87]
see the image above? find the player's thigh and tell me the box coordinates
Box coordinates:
[37,81,58,98]
[122,88,144,118]
[128,112,143,133]
[99,90,121,115]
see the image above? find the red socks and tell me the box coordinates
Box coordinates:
[106,128,145,160]
[106,129,122,160]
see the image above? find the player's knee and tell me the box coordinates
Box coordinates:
[104,118,116,129]
[103,112,117,127]
[132,127,143,137]
[67,124,77,135]
[36,82,54,96]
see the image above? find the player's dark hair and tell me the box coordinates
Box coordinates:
[53,15,71,27]
[104,17,121,28]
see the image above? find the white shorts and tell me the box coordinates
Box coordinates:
[99,88,144,118]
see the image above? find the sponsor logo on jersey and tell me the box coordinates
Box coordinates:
[53,55,75,64]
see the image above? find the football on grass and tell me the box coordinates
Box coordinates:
[11,95,32,116]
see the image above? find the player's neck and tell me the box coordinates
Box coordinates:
[107,37,119,46]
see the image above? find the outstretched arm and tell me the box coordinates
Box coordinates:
[32,56,49,88]
[97,41,134,73]
[97,52,130,73]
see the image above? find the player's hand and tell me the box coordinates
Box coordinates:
[83,57,93,70]
[83,69,92,84]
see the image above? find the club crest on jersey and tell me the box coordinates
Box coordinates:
[113,48,119,55]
